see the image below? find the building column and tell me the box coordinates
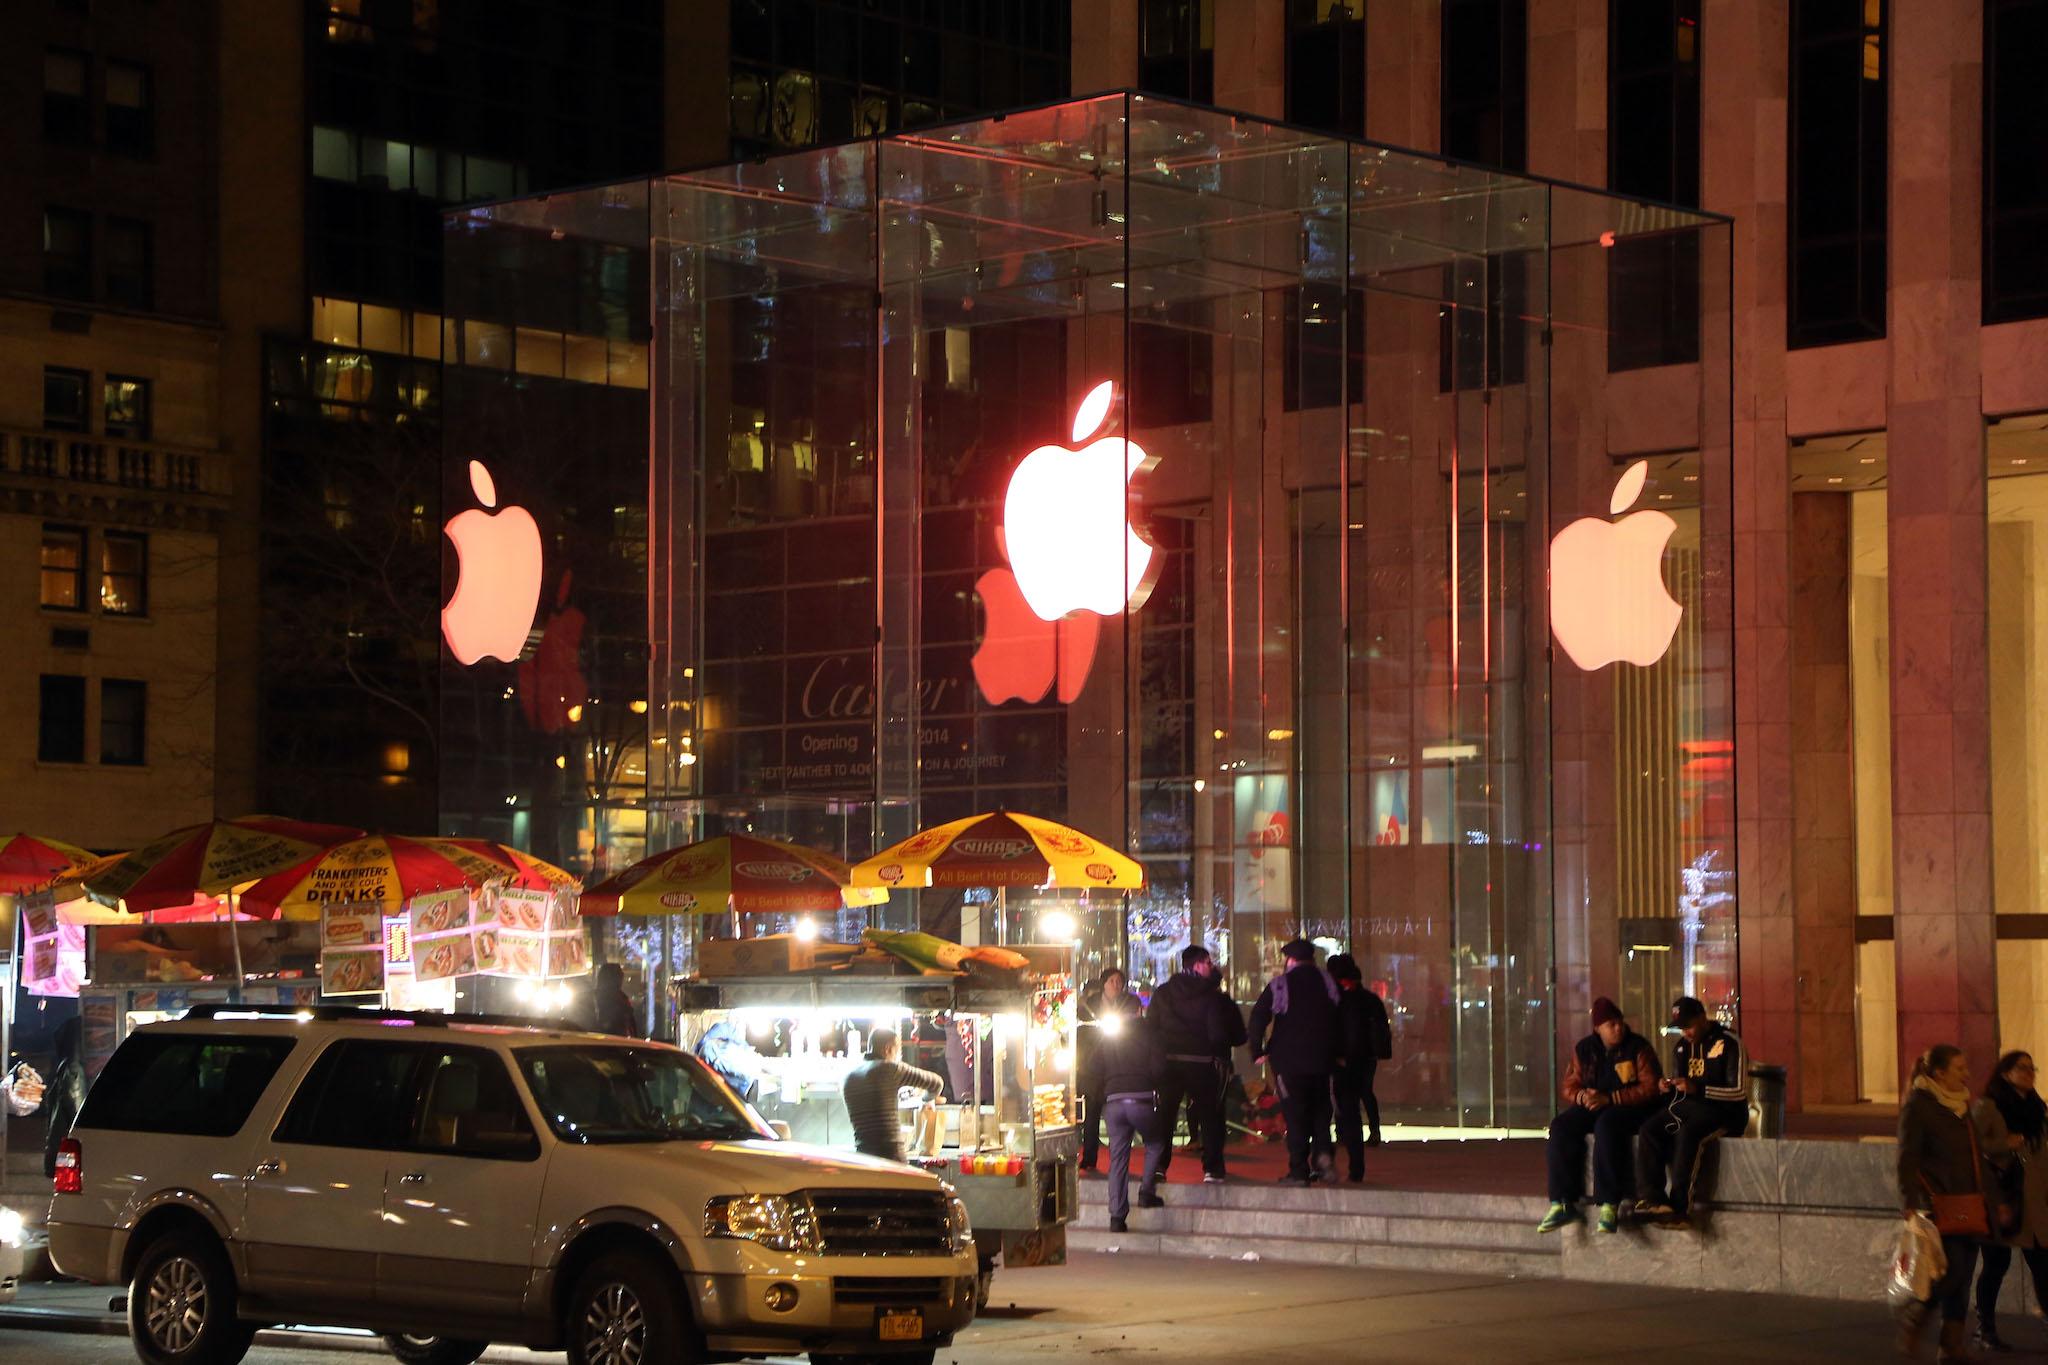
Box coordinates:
[1070,1,1138,96]
[1888,2,1995,1077]
[1365,0,1441,151]
[1212,0,1284,118]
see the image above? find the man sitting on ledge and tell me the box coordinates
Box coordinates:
[1538,997,1663,1234]
[1634,995,1750,1231]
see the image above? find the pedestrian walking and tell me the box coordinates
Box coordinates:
[1971,1049,2048,1354]
[1150,945,1246,1183]
[840,1027,948,1163]
[1537,997,1662,1234]
[41,1017,84,1179]
[1078,967,1140,1173]
[1632,995,1749,1230]
[1247,939,1339,1186]
[1898,1044,1990,1362]
[1328,953,1390,1182]
[1095,996,1168,1232]
[589,962,640,1037]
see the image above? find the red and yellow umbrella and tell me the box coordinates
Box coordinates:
[0,833,95,893]
[85,815,363,914]
[849,810,1145,890]
[238,834,527,921]
[435,838,579,893]
[582,835,887,916]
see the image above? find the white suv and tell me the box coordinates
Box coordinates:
[46,1007,977,1365]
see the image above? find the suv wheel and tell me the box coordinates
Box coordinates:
[382,1334,489,1365]
[127,1231,256,1365]
[567,1250,702,1365]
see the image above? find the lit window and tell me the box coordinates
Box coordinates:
[40,526,85,610]
[361,303,404,355]
[515,327,565,378]
[314,295,360,348]
[104,377,150,440]
[411,310,443,361]
[101,533,147,616]
[312,126,356,181]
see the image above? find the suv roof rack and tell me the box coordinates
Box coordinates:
[181,1002,579,1032]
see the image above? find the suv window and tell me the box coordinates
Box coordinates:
[412,1046,539,1161]
[517,1045,768,1145]
[275,1040,424,1149]
[76,1032,298,1137]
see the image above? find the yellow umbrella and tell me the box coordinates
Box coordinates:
[582,835,887,916]
[849,810,1145,890]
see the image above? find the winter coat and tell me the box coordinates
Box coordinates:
[1248,962,1339,1076]
[1562,1029,1662,1109]
[1899,1087,1987,1211]
[1334,984,1390,1072]
[1077,990,1142,1094]
[1975,1093,2048,1249]
[1094,1011,1164,1099]
[1149,970,1246,1063]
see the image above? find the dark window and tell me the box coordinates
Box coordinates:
[38,675,86,763]
[1789,0,1887,346]
[101,533,147,615]
[40,526,86,610]
[105,218,153,310]
[100,679,145,765]
[43,208,91,301]
[43,50,88,144]
[1440,255,1530,390]
[1607,0,1702,371]
[1131,319,1214,427]
[412,1048,540,1160]
[1442,0,1527,170]
[75,1034,300,1136]
[1986,0,2048,322]
[105,62,154,158]
[276,1041,425,1150]
[43,367,90,431]
[1141,0,1215,104]
[1284,284,1365,411]
[1286,1,1365,138]
[103,377,150,440]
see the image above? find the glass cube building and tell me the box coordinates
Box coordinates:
[439,92,1733,1129]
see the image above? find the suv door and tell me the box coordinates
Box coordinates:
[376,1044,545,1318]
[243,1039,425,1306]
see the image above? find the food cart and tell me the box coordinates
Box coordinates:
[676,941,1079,1309]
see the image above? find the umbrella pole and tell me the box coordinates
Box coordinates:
[996,885,1006,947]
[227,893,246,1003]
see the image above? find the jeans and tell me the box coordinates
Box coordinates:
[1080,1084,1106,1167]
[1333,1060,1382,1179]
[1275,1071,1332,1179]
[1976,1242,2048,1328]
[1546,1102,1654,1206]
[1105,1094,1163,1222]
[1157,1059,1228,1177]
[1635,1098,1746,1216]
[1932,1234,1981,1324]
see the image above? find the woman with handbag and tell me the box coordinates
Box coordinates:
[1971,1050,2048,1353]
[1900,1044,1990,1361]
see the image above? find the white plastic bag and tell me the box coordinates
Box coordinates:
[1,1062,44,1117]
[1888,1211,1946,1321]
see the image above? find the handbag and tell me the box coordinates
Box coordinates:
[1921,1116,1991,1239]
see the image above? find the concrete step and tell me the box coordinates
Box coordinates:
[1071,1201,1551,1252]
[1067,1225,1561,1279]
[1077,1177,1548,1223]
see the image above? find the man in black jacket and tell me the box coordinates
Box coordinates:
[1150,945,1246,1183]
[1328,954,1389,1183]
[1634,996,1749,1230]
[1248,939,1339,1186]
[1095,1002,1168,1232]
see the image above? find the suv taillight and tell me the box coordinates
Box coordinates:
[54,1138,81,1195]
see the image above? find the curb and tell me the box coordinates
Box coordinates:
[0,1305,400,1355]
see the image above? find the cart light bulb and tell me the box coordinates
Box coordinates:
[1040,910,1077,941]
[794,918,819,942]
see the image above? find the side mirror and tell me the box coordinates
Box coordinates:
[769,1120,792,1141]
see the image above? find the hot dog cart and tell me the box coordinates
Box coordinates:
[675,946,1078,1308]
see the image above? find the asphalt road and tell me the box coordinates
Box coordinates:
[0,1250,2007,1364]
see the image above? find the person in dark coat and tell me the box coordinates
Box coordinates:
[1537,997,1662,1234]
[1247,939,1338,1186]
[42,1018,85,1179]
[1633,995,1748,1230]
[1327,954,1389,1181]
[1095,1000,1167,1232]
[589,962,640,1037]
[1077,967,1139,1173]
[1970,1050,2046,1354]
[1898,1044,1987,1361]
[1150,945,1247,1183]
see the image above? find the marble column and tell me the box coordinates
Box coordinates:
[1887,2,1995,1077]
[1365,0,1442,151]
[1069,1,1137,96]
[1212,0,1284,119]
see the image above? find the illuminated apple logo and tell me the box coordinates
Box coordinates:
[441,459,543,666]
[1549,460,1683,670]
[972,382,1156,705]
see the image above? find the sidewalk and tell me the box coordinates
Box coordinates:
[0,1280,401,1354]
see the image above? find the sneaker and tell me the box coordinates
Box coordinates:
[1653,1215,1693,1232]
[1202,1173,1228,1184]
[1536,1202,1582,1234]
[1596,1203,1619,1234]
[1345,1171,1365,1184]
[1278,1174,1312,1187]
[1108,1216,1128,1233]
[1974,1326,2013,1354]
[1365,1135,1385,1147]
[1137,1192,1166,1209]
[1632,1200,1673,1220]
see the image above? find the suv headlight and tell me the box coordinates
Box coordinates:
[944,1189,972,1254]
[704,1194,821,1253]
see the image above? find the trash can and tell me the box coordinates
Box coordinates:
[1749,1063,1788,1138]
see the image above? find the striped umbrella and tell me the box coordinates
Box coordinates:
[238,834,521,921]
[848,810,1145,890]
[85,815,363,914]
[0,833,95,893]
[434,839,579,892]
[581,835,887,916]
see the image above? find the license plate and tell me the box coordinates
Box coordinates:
[877,1308,924,1342]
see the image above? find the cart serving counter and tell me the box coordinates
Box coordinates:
[676,948,1078,1307]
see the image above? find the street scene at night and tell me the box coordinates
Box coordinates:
[2,2,2044,1363]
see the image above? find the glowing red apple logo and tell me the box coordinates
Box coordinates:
[972,382,1156,705]
[1549,460,1683,670]
[441,459,543,666]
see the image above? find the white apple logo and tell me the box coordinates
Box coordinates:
[441,459,543,666]
[1549,459,1684,670]
[1002,381,1157,621]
